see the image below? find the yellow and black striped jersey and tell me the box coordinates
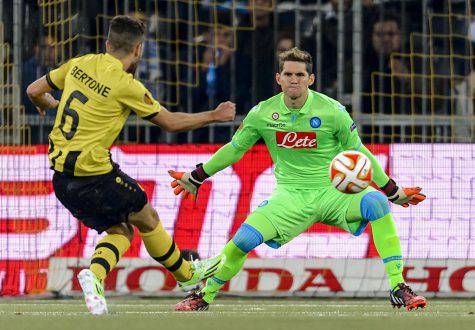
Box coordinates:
[46,53,161,176]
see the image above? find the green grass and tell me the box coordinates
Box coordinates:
[1,298,474,330]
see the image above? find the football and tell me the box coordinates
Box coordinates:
[329,150,373,194]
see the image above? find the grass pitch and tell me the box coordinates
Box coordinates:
[0,298,474,330]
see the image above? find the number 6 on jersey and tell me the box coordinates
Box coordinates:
[329,150,373,194]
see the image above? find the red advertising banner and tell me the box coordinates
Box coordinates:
[0,144,473,296]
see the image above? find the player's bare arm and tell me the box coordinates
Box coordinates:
[149,101,236,133]
[26,76,60,116]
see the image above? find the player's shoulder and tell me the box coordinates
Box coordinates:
[249,93,282,115]
[116,71,147,95]
[311,90,346,112]
[68,53,97,66]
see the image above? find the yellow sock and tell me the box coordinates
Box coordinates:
[139,221,192,282]
[89,234,130,282]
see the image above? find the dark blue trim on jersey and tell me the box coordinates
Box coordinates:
[383,256,403,264]
[45,72,59,90]
[210,276,226,285]
[264,239,281,249]
[142,112,159,120]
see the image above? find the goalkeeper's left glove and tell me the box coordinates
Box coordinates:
[168,164,210,201]
[381,178,426,207]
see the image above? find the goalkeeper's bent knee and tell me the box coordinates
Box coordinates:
[360,191,390,221]
[232,223,264,253]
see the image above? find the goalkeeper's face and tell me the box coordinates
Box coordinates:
[276,61,315,100]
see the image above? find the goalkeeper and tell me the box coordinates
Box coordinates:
[169,47,427,311]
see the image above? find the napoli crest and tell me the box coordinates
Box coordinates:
[310,117,321,128]
[272,112,280,120]
[258,200,269,207]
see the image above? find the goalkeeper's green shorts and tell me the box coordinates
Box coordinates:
[251,184,378,247]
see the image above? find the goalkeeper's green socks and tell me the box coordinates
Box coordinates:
[89,234,130,283]
[201,240,247,303]
[370,213,405,290]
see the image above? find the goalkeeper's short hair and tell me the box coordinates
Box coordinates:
[278,47,313,74]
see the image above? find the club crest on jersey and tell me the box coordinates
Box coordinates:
[272,112,280,120]
[309,117,321,128]
[276,132,317,149]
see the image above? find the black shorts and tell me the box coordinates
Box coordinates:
[52,166,148,233]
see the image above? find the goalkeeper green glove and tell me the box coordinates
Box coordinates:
[381,178,426,207]
[168,164,210,201]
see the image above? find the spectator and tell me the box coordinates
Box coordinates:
[276,33,295,58]
[363,13,410,114]
[187,26,250,143]
[274,33,295,93]
[132,11,165,101]
[305,0,374,96]
[237,0,275,103]
[22,35,58,115]
[22,35,61,144]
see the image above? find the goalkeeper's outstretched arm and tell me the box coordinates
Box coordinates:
[336,103,425,207]
[169,105,262,200]
[356,144,389,187]
[202,142,246,176]
[168,142,250,200]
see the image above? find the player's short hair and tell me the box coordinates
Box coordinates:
[278,47,313,74]
[107,15,146,54]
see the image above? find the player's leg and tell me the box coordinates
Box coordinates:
[201,213,278,301]
[346,190,427,309]
[347,191,404,288]
[88,223,134,282]
[128,203,224,287]
[175,212,278,311]
[77,223,133,315]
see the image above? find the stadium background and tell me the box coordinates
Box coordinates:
[0,0,474,298]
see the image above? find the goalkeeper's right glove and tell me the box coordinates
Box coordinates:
[381,178,426,207]
[168,164,210,201]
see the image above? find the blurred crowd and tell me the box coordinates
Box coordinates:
[8,0,474,143]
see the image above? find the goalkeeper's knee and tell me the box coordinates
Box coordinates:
[360,191,391,221]
[232,223,264,253]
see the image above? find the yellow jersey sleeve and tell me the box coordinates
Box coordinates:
[118,78,161,119]
[46,59,72,90]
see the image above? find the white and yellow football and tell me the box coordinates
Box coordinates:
[329,150,373,194]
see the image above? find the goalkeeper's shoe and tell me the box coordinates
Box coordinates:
[77,269,108,315]
[177,254,225,290]
[175,291,209,311]
[390,283,427,310]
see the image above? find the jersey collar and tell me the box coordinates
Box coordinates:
[104,53,124,69]
[279,89,313,115]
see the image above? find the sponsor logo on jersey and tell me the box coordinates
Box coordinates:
[309,117,321,128]
[272,112,280,120]
[276,132,317,149]
[350,122,357,132]
[267,123,286,128]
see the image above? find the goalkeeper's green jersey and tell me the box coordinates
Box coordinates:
[230,90,365,188]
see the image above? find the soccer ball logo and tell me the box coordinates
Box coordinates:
[329,151,373,194]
